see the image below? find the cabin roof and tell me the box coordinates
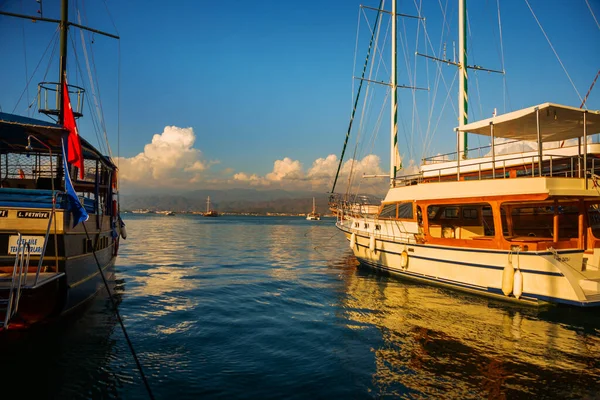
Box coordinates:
[457,103,600,142]
[0,112,116,168]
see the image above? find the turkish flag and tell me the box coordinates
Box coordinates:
[63,80,84,179]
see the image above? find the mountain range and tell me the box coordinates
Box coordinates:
[120,189,351,214]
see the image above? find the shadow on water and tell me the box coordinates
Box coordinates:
[3,216,598,399]
[0,278,130,399]
[336,261,600,399]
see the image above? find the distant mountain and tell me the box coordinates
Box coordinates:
[120,189,338,214]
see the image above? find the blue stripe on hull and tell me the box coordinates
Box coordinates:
[356,257,600,308]
[354,241,563,277]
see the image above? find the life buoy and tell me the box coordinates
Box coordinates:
[513,269,523,299]
[400,250,409,268]
[350,232,356,249]
[502,262,514,296]
[19,169,25,179]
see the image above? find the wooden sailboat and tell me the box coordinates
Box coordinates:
[0,0,124,330]
[331,0,600,307]
[306,197,321,220]
[204,196,219,217]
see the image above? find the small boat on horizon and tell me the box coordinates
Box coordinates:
[306,197,321,221]
[204,196,220,217]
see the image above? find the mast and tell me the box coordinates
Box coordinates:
[390,0,398,185]
[206,196,210,213]
[58,0,69,125]
[458,0,468,159]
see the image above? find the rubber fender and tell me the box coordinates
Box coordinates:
[513,269,523,299]
[400,250,409,268]
[502,262,514,296]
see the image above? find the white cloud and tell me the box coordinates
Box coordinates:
[232,154,387,193]
[116,126,216,188]
[266,157,304,181]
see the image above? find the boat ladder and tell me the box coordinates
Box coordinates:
[1,233,31,329]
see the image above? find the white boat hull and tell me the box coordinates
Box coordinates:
[339,220,600,307]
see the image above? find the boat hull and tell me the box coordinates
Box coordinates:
[340,224,600,307]
[0,244,117,330]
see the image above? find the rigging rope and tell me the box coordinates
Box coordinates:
[331,0,385,195]
[11,28,59,115]
[580,69,600,109]
[585,0,600,31]
[496,0,509,113]
[524,0,584,106]
[77,8,113,159]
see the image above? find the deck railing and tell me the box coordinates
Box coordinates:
[394,152,600,187]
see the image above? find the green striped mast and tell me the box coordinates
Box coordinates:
[458,0,468,159]
[330,1,384,194]
[390,0,400,185]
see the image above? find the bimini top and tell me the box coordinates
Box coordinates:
[457,103,600,143]
[0,112,116,168]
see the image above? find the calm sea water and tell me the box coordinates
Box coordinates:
[2,214,600,399]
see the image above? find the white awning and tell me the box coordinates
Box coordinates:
[457,103,600,142]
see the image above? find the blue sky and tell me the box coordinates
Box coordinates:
[1,0,599,194]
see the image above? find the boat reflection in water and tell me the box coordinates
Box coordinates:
[335,257,600,398]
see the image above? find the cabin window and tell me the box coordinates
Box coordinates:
[427,203,490,239]
[502,202,579,239]
[589,204,600,238]
[375,224,381,230]
[364,223,369,229]
[443,207,459,219]
[379,204,397,218]
[398,203,414,219]
[462,208,478,219]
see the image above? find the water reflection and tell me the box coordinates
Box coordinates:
[338,265,600,398]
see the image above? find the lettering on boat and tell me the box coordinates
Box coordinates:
[16,211,49,219]
[0,210,7,217]
[8,235,45,255]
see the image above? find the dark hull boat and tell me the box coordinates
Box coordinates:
[0,1,123,330]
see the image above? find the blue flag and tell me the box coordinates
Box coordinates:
[61,138,89,227]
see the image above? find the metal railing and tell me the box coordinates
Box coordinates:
[394,153,599,187]
[2,233,31,329]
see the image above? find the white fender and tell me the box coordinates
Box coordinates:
[400,250,409,269]
[350,232,356,249]
[369,235,376,252]
[502,262,514,296]
[513,269,523,299]
[118,216,127,239]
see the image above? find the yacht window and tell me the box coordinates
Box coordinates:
[379,204,397,218]
[398,203,414,219]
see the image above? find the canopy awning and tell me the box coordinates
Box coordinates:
[457,103,600,142]
[0,112,115,168]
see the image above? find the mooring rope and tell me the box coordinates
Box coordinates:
[82,223,155,400]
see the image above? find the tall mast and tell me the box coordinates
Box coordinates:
[207,196,210,213]
[58,0,69,125]
[458,0,468,159]
[390,0,398,185]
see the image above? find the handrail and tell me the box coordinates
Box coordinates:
[34,210,54,286]
[3,233,31,329]
[394,152,600,187]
